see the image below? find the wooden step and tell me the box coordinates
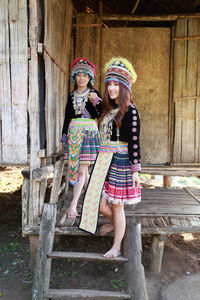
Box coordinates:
[48,251,128,262]
[45,289,131,299]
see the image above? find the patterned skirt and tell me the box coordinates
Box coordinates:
[102,145,141,205]
[63,118,100,185]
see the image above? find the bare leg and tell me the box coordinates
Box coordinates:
[83,167,90,190]
[103,203,126,258]
[99,197,114,235]
[67,164,89,218]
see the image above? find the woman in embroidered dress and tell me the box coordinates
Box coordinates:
[80,57,141,257]
[59,57,102,224]
[99,57,141,258]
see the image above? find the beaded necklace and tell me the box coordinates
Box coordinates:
[73,88,89,115]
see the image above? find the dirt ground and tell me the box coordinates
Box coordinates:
[0,167,200,300]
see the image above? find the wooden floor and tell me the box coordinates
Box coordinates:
[128,187,200,217]
[23,187,200,236]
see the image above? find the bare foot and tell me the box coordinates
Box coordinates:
[100,224,114,236]
[67,206,78,219]
[103,247,121,258]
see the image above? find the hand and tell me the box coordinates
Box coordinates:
[132,172,140,188]
[88,92,98,103]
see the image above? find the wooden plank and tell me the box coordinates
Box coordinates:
[173,18,187,163]
[123,220,148,300]
[32,203,57,300]
[102,14,200,22]
[0,0,12,163]
[49,251,128,262]
[23,223,200,237]
[184,187,200,203]
[131,204,200,215]
[44,0,72,157]
[0,0,28,164]
[28,0,41,225]
[45,289,131,299]
[9,0,28,163]
[141,166,200,176]
[39,178,47,216]
[173,18,200,163]
[22,177,30,229]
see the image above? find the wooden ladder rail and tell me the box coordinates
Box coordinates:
[31,159,148,300]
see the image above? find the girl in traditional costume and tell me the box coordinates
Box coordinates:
[79,57,141,258]
[60,57,102,223]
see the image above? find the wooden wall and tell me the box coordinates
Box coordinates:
[44,0,73,156]
[74,13,101,92]
[101,27,170,165]
[173,18,200,163]
[0,0,28,164]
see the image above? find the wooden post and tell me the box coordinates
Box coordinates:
[28,0,42,268]
[163,175,172,187]
[123,219,148,300]
[29,234,39,272]
[22,177,30,230]
[149,234,166,273]
[32,203,57,300]
[49,160,65,204]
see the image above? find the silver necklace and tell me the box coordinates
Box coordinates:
[99,108,119,144]
[73,89,89,115]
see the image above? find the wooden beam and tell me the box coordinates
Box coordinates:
[124,0,141,27]
[173,35,200,41]
[141,168,200,176]
[32,165,54,181]
[102,14,200,22]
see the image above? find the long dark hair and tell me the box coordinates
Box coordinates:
[98,83,131,129]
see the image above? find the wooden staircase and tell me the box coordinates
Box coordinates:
[31,160,148,300]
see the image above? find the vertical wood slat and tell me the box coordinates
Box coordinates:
[44,0,72,157]
[28,0,41,224]
[173,18,200,163]
[9,0,28,163]
[0,0,28,164]
[32,203,57,300]
[22,177,30,228]
[173,18,187,163]
[0,0,11,163]
[75,13,100,92]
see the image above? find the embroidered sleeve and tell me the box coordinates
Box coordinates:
[86,89,102,118]
[127,105,141,172]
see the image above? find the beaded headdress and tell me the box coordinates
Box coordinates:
[71,57,96,85]
[105,57,137,93]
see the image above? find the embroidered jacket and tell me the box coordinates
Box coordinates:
[101,103,141,172]
[61,88,102,140]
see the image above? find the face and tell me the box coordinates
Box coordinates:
[75,73,90,88]
[107,81,120,102]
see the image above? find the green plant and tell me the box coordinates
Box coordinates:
[110,279,123,289]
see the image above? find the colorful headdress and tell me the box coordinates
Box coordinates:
[71,57,96,85]
[104,57,137,93]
